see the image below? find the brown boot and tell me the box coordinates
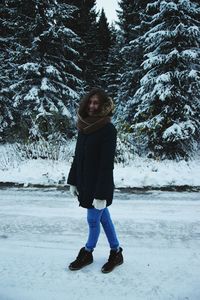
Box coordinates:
[101,247,123,273]
[68,247,93,271]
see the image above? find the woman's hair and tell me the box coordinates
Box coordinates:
[78,88,113,117]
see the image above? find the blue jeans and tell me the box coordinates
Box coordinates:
[85,207,120,251]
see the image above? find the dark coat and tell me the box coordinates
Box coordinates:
[67,123,117,208]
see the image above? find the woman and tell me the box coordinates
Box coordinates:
[67,88,123,273]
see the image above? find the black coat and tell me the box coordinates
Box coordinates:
[67,123,117,208]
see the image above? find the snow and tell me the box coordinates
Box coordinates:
[179,0,191,9]
[64,86,79,99]
[187,26,199,37]
[163,122,196,141]
[142,54,165,70]
[156,73,171,83]
[0,188,200,300]
[19,63,40,75]
[41,78,56,92]
[0,153,200,188]
[167,49,179,60]
[188,70,199,78]
[160,1,178,11]
[62,27,77,37]
[184,104,194,116]
[181,49,198,60]
[145,31,169,46]
[24,87,39,101]
[60,106,71,118]
[46,66,60,76]
[152,83,172,101]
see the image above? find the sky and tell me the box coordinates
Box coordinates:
[96,0,119,24]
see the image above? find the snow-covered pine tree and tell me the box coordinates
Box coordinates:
[131,0,200,159]
[0,0,19,142]
[102,24,122,99]
[115,0,150,128]
[63,0,100,89]
[117,0,141,43]
[1,0,83,142]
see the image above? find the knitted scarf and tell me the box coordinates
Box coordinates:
[77,97,114,134]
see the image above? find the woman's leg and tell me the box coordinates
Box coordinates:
[100,207,120,250]
[85,208,104,251]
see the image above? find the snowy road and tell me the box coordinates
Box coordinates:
[0,188,200,300]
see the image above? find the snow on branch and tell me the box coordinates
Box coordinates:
[163,121,196,141]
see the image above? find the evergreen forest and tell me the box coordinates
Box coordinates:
[1,0,200,160]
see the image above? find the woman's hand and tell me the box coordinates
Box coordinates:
[92,199,107,210]
[69,185,79,197]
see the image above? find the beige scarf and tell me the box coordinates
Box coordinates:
[77,97,114,134]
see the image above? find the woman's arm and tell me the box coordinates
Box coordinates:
[94,125,117,199]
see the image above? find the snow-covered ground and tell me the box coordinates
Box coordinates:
[0,188,200,300]
[0,157,200,188]
[0,143,199,188]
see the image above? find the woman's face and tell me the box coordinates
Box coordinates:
[87,94,100,116]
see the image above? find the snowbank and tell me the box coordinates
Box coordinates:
[0,156,199,188]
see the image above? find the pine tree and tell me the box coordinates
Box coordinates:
[0,0,19,142]
[63,0,100,89]
[96,9,112,89]
[116,0,150,43]
[131,0,200,159]
[97,9,111,59]
[102,24,122,99]
[115,0,149,127]
[0,0,83,142]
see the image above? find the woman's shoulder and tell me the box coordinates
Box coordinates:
[106,122,117,130]
[102,122,117,136]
